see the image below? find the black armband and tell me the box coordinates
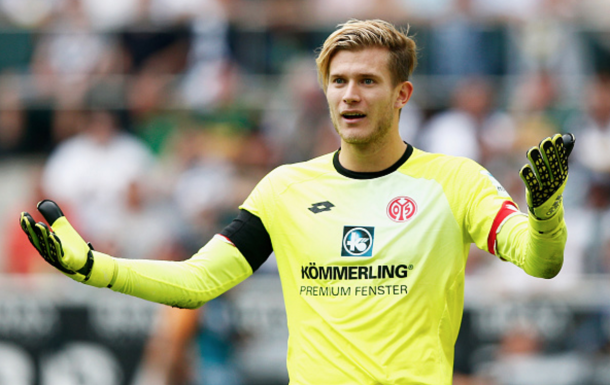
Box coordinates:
[220,209,272,272]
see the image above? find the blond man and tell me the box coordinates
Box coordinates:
[22,19,573,384]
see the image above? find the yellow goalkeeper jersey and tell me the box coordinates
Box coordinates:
[240,145,516,385]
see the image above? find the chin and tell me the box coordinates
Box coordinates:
[337,127,373,144]
[340,128,386,146]
[341,136,372,145]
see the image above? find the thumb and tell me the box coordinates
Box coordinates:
[37,199,65,226]
[562,133,575,158]
[38,199,89,270]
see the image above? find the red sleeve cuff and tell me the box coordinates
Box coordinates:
[487,201,520,257]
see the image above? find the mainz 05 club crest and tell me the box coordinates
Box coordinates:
[386,196,417,222]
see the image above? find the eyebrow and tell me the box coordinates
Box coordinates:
[329,72,382,79]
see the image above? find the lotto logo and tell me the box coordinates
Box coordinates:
[341,226,375,257]
[387,196,417,222]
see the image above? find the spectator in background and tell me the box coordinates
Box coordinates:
[393,0,453,22]
[505,0,587,103]
[0,72,27,157]
[428,0,504,79]
[125,0,242,161]
[167,0,234,111]
[79,0,140,31]
[261,56,338,164]
[578,179,610,274]
[133,307,202,385]
[578,0,610,75]
[170,128,239,251]
[118,0,192,75]
[308,0,406,27]
[134,302,244,385]
[142,116,252,254]
[118,0,193,149]
[112,178,182,261]
[308,0,375,26]
[41,109,155,253]
[477,324,591,385]
[29,0,118,109]
[420,77,515,165]
[510,71,564,154]
[0,0,56,28]
[571,76,610,176]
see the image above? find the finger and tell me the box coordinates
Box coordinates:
[562,132,575,158]
[36,222,73,274]
[520,164,544,207]
[20,212,43,253]
[33,222,55,265]
[554,135,568,174]
[526,146,550,188]
[48,233,73,274]
[37,199,65,226]
[34,222,58,266]
[540,135,562,184]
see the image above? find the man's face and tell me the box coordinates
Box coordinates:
[326,47,409,146]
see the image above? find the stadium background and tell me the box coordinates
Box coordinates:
[1,0,610,384]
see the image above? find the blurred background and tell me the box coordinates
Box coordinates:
[0,0,610,384]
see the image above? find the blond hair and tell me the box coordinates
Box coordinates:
[315,19,417,90]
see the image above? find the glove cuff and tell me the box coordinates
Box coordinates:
[85,251,118,288]
[529,203,564,235]
[77,250,95,280]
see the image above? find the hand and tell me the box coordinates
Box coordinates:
[20,200,94,281]
[519,133,575,220]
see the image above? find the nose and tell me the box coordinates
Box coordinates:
[342,81,361,104]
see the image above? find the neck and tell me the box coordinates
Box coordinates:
[338,134,407,173]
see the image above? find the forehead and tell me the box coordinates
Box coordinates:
[328,47,391,78]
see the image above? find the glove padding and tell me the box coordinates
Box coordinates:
[519,133,575,220]
[20,200,94,281]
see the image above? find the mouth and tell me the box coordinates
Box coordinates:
[341,111,367,123]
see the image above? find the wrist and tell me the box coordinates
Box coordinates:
[528,203,564,235]
[85,251,119,288]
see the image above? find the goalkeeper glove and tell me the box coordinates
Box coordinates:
[20,200,95,282]
[519,133,575,220]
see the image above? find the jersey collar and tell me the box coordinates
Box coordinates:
[333,143,413,180]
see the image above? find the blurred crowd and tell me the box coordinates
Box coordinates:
[1,0,610,384]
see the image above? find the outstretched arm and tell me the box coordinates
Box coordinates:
[20,200,254,308]
[495,133,575,278]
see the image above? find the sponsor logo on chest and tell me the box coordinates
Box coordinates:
[341,226,375,257]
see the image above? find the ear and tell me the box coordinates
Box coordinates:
[394,81,414,109]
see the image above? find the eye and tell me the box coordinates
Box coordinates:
[332,78,345,85]
[362,78,374,85]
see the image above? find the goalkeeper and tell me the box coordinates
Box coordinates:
[21,19,573,385]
